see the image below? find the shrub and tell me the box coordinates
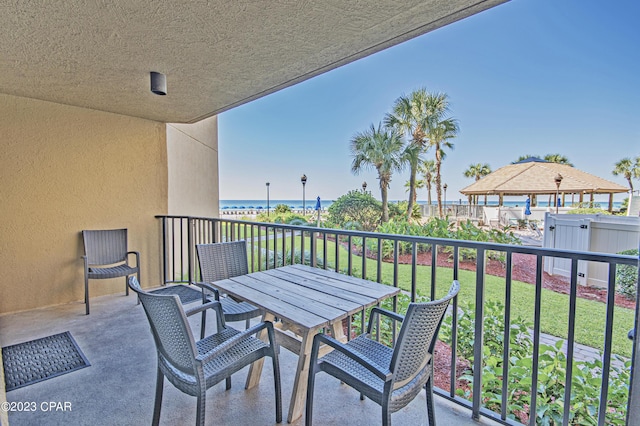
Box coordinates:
[445,301,630,424]
[256,211,308,224]
[274,204,292,214]
[615,249,639,300]
[567,208,612,215]
[328,190,383,231]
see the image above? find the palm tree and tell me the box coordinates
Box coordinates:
[612,157,640,193]
[544,153,574,166]
[350,123,405,223]
[404,178,425,204]
[513,154,540,164]
[399,141,423,219]
[384,88,430,218]
[422,93,459,218]
[420,160,436,206]
[463,163,491,205]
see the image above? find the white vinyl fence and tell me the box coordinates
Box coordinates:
[543,213,640,287]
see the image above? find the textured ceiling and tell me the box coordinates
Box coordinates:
[0,0,506,123]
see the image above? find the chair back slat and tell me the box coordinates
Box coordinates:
[390,281,459,388]
[128,277,197,373]
[196,241,249,282]
[82,229,128,265]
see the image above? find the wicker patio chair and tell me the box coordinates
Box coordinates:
[81,228,140,315]
[128,276,282,426]
[306,281,460,426]
[195,241,262,328]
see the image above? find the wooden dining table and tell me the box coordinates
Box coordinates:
[212,263,400,423]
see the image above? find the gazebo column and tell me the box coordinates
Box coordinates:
[608,193,614,212]
[498,193,504,206]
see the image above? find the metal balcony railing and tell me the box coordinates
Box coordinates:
[156,215,640,426]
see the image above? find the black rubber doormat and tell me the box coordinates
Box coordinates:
[150,285,203,304]
[2,331,90,392]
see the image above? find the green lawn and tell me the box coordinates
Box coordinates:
[236,231,634,358]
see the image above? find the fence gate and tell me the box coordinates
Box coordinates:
[543,214,589,285]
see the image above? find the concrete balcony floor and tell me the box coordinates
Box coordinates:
[1,291,500,426]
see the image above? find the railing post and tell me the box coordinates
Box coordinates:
[161,216,168,285]
[187,217,194,285]
[310,230,317,268]
[472,248,485,420]
[627,248,640,424]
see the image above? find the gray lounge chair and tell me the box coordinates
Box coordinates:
[128,276,282,426]
[195,241,262,328]
[306,281,460,426]
[81,228,140,315]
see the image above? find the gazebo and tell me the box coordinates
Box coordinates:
[459,158,629,212]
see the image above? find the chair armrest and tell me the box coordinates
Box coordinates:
[185,300,223,318]
[193,282,220,301]
[127,251,140,267]
[311,334,391,381]
[196,321,275,365]
[367,306,405,335]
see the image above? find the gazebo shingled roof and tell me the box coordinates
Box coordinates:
[459,159,628,205]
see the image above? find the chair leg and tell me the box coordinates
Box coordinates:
[382,405,391,426]
[426,376,436,426]
[196,392,206,426]
[152,368,164,426]
[272,353,282,423]
[84,275,90,315]
[305,371,316,426]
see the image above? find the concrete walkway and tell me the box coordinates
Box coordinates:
[1,292,500,426]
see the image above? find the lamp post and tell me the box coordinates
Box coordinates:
[443,183,448,210]
[266,182,270,217]
[554,173,563,214]
[362,181,367,193]
[301,174,307,214]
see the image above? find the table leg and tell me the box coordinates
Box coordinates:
[330,319,347,343]
[287,327,318,423]
[245,312,275,389]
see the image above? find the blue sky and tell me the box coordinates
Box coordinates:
[219,0,639,203]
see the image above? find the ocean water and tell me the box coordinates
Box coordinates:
[221,199,623,210]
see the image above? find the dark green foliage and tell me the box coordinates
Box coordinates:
[366,218,520,261]
[327,190,384,231]
[567,208,611,215]
[256,211,308,224]
[615,249,639,299]
[257,248,330,270]
[442,301,630,424]
[274,204,292,214]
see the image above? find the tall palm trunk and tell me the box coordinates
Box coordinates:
[406,163,417,219]
[435,147,443,218]
[380,179,389,223]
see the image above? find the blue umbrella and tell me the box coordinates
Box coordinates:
[315,197,321,227]
[524,198,531,216]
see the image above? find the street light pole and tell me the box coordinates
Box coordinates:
[266,182,270,217]
[301,174,307,214]
[443,183,448,212]
[554,173,563,214]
